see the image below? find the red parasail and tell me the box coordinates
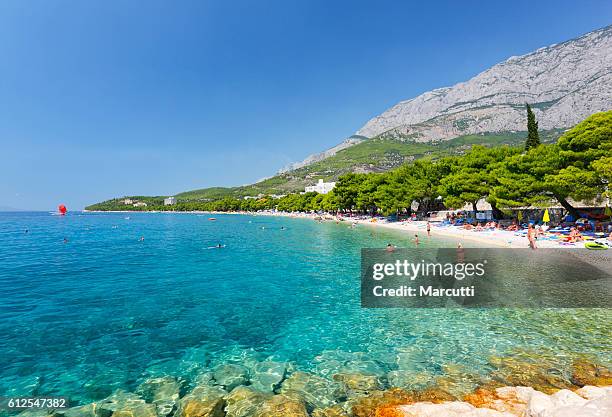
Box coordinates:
[58,204,67,215]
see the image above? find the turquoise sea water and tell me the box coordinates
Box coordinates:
[0,212,610,404]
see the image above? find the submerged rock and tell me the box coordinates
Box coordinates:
[280,371,343,409]
[212,364,249,391]
[94,390,156,417]
[17,411,63,417]
[175,398,224,417]
[136,376,183,417]
[333,373,382,397]
[570,358,612,387]
[412,387,457,403]
[313,350,388,379]
[249,361,287,393]
[349,388,414,417]
[224,386,271,417]
[254,394,308,417]
[310,405,350,417]
[488,356,573,394]
[386,371,435,392]
[60,404,97,417]
[192,372,215,387]
[175,383,226,417]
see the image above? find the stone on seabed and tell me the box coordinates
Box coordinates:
[249,361,287,393]
[175,383,226,417]
[174,398,224,417]
[212,364,249,391]
[280,372,342,409]
[311,404,350,417]
[136,376,183,417]
[60,404,97,417]
[333,373,381,397]
[253,394,308,417]
[571,358,612,387]
[93,390,157,417]
[224,386,270,417]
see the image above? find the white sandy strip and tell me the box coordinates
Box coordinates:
[351,219,521,248]
[254,212,523,248]
[258,212,574,249]
[353,219,588,249]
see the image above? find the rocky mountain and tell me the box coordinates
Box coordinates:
[278,136,366,173]
[286,25,612,171]
[90,26,612,205]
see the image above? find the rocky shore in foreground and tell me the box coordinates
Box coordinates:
[17,357,611,417]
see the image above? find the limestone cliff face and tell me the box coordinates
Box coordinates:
[356,25,612,141]
[277,136,366,173]
[283,26,612,173]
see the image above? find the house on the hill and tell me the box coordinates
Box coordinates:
[305,179,336,194]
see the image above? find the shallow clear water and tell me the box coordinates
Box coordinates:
[0,212,610,403]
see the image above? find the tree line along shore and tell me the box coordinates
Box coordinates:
[86,110,611,221]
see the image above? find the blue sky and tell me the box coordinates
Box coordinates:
[1,1,611,210]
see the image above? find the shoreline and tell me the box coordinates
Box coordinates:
[83,209,582,248]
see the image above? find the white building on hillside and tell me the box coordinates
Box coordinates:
[164,196,177,206]
[305,179,336,194]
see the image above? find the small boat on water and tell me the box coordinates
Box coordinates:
[208,217,217,221]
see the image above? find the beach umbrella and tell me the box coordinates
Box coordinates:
[517,211,523,222]
[543,208,550,224]
[605,205,612,219]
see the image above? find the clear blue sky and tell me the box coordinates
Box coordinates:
[1,0,611,210]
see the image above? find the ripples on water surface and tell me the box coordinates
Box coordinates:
[0,212,609,403]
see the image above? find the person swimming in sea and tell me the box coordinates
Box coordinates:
[139,236,145,242]
[386,243,396,252]
[206,243,225,249]
[63,237,69,244]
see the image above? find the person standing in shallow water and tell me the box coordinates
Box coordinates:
[426,222,431,237]
[414,234,419,246]
[527,224,537,249]
[456,242,464,263]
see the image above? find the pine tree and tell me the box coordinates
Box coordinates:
[525,103,540,150]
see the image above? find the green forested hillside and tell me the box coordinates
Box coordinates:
[86,129,564,209]
[174,129,563,200]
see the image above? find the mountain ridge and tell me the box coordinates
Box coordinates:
[282,25,611,172]
[356,25,611,139]
[88,25,612,206]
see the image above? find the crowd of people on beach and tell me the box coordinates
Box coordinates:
[311,208,612,250]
